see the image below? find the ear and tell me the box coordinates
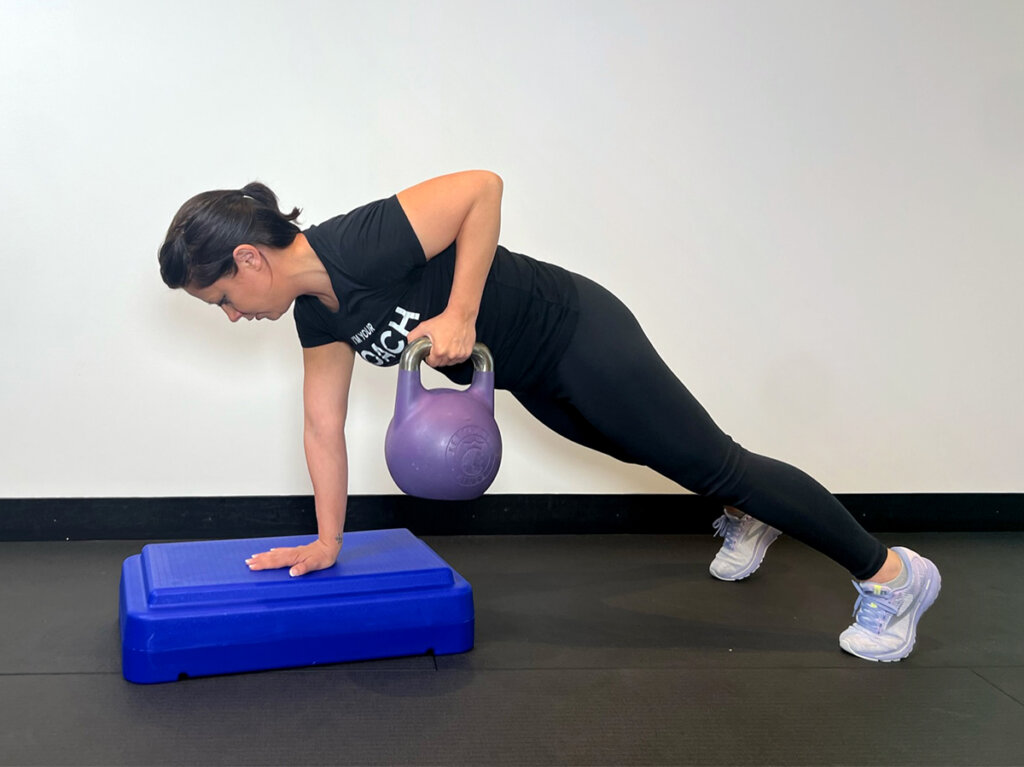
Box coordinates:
[232,244,263,271]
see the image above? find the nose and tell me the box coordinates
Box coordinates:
[222,306,243,322]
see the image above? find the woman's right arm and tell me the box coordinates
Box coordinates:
[245,340,355,577]
[302,340,356,553]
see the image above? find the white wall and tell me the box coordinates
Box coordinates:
[1,0,1021,498]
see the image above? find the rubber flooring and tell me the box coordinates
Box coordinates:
[0,532,1020,766]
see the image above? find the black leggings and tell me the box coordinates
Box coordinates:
[511,273,888,581]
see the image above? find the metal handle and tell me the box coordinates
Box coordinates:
[398,337,495,373]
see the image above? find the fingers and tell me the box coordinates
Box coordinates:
[407,332,446,368]
[411,333,447,368]
[405,328,429,346]
[287,553,340,577]
[405,314,475,368]
[245,547,299,572]
[426,343,472,368]
[244,544,337,577]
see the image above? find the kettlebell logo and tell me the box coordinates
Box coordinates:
[446,426,498,487]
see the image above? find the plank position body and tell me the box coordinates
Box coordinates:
[159,171,941,662]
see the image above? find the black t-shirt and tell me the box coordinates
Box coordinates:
[294,195,580,391]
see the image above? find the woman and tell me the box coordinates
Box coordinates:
[158,170,941,662]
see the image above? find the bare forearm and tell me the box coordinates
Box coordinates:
[446,175,502,322]
[303,427,348,547]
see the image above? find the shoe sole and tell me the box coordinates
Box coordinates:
[839,559,942,662]
[710,528,782,582]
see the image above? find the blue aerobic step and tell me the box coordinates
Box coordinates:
[119,528,474,683]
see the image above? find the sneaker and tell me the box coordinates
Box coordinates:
[709,510,782,581]
[839,546,942,662]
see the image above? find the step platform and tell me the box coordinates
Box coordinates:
[119,528,474,684]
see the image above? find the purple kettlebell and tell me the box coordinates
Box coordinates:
[385,338,502,500]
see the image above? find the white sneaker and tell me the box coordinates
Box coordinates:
[839,546,942,662]
[709,510,782,581]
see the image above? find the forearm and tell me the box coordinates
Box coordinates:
[303,426,348,547]
[446,175,502,322]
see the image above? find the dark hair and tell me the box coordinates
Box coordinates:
[158,181,302,289]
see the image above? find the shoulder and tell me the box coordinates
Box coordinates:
[304,196,410,255]
[293,295,337,348]
[293,294,324,326]
[311,196,397,232]
[306,196,423,286]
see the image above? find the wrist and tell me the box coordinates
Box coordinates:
[318,534,343,551]
[444,302,479,324]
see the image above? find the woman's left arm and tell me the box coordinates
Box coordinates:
[397,170,503,367]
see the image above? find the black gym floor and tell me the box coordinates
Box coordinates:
[1,532,1021,766]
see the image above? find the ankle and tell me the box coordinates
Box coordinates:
[863,549,903,584]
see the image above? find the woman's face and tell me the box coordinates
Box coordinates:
[185,246,291,322]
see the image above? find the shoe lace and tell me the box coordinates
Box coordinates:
[712,513,743,550]
[850,582,899,634]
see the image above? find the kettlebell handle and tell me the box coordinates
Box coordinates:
[399,337,495,373]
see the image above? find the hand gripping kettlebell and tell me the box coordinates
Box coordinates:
[384,338,502,500]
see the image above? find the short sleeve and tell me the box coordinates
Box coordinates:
[318,195,427,287]
[293,296,337,348]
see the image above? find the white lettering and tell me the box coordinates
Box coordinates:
[356,307,422,367]
[389,307,420,337]
[350,323,374,345]
[368,342,397,365]
[379,329,405,355]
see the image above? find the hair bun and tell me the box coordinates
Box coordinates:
[158,181,302,289]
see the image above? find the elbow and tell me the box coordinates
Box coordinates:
[475,170,502,195]
[482,172,503,209]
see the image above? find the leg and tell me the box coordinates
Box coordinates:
[510,389,640,466]
[544,273,889,581]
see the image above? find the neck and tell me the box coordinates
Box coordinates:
[281,233,339,309]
